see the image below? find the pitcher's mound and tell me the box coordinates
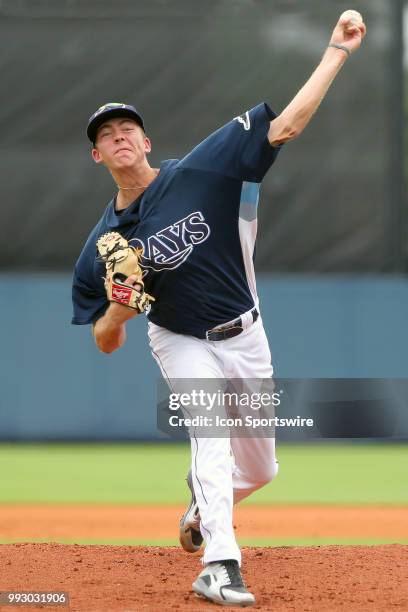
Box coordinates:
[0,544,406,611]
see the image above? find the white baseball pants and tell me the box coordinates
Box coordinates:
[148,311,279,566]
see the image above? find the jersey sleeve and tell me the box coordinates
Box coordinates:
[71,267,109,325]
[179,102,282,182]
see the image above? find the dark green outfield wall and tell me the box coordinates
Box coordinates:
[0,0,405,273]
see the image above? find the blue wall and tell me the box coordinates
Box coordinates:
[1,274,407,440]
[262,276,408,378]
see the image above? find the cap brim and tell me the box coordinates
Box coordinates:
[87,108,145,144]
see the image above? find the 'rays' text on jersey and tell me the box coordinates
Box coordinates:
[131,211,211,272]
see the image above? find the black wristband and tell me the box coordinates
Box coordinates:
[328,43,351,57]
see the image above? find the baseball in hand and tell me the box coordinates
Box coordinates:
[340,10,363,32]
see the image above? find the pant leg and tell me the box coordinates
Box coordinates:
[213,317,279,504]
[231,437,279,504]
[148,322,241,565]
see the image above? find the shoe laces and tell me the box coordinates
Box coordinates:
[221,560,245,588]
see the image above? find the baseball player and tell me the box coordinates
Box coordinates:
[72,12,365,607]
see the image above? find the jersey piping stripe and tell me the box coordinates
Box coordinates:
[238,181,260,307]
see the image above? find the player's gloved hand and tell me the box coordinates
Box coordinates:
[96,231,155,313]
[329,10,366,55]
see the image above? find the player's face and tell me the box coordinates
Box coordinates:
[91,118,152,170]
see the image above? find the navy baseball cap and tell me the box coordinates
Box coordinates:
[87,103,145,144]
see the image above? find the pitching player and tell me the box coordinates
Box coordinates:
[72,12,365,607]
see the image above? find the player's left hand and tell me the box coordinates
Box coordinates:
[96,231,155,313]
[329,10,366,55]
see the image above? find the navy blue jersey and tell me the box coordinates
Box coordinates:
[72,103,282,338]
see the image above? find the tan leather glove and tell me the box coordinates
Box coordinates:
[96,231,155,313]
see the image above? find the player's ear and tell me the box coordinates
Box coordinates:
[143,136,152,154]
[91,147,104,164]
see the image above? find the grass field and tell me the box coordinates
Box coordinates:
[0,442,406,505]
[0,442,407,546]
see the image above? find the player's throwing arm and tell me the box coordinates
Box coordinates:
[268,10,366,147]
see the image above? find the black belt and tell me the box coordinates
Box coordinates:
[205,308,259,342]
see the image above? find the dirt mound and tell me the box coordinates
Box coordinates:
[0,544,407,611]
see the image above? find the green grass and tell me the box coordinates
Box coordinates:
[0,538,406,546]
[0,442,407,505]
[0,442,406,546]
